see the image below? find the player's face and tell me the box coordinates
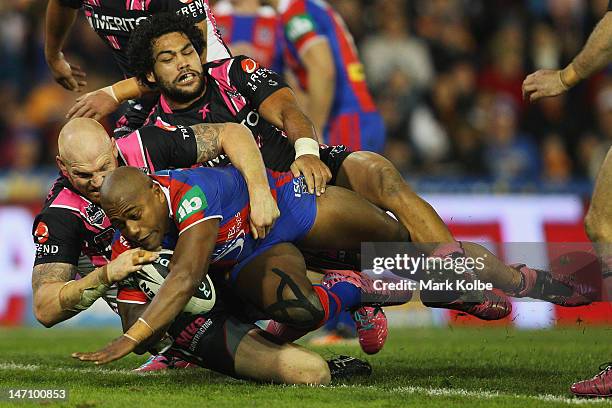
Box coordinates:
[106,185,169,251]
[148,32,205,104]
[61,152,118,204]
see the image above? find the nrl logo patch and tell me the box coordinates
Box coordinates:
[85,203,105,225]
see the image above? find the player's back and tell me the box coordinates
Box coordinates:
[153,166,315,269]
[280,0,376,116]
[214,1,284,73]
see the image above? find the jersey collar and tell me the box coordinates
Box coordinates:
[152,179,173,217]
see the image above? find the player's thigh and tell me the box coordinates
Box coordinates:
[589,147,612,217]
[334,150,409,208]
[299,185,409,250]
[234,329,330,385]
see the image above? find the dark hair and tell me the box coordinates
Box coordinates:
[127,13,206,88]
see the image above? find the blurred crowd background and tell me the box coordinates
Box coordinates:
[1,0,611,201]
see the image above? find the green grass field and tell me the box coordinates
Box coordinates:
[0,326,611,407]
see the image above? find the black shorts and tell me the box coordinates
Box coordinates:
[319,144,352,185]
[164,298,256,377]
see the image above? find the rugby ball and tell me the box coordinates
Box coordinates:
[134,249,216,314]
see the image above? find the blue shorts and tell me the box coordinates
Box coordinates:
[229,174,317,281]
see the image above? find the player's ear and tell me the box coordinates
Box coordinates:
[152,183,164,203]
[111,140,119,160]
[56,156,69,177]
[146,71,156,85]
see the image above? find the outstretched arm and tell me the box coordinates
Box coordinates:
[571,11,612,82]
[66,77,154,120]
[45,0,87,91]
[259,88,332,196]
[523,10,612,102]
[32,263,79,327]
[32,249,159,328]
[73,220,218,364]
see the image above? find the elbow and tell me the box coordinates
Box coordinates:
[34,307,57,328]
[226,122,253,140]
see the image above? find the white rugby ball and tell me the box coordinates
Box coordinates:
[134,249,216,314]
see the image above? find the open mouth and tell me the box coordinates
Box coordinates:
[176,71,198,85]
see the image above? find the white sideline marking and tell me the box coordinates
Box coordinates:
[2,363,611,405]
[328,385,612,405]
[387,386,611,405]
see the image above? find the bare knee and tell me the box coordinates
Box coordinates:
[275,347,331,385]
[366,153,405,198]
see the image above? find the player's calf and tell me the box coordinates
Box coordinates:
[235,330,331,384]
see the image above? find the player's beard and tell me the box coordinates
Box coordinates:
[156,71,206,105]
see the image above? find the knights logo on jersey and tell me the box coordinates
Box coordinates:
[212,230,246,262]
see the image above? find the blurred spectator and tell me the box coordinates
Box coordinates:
[483,96,540,181]
[361,10,434,92]
[541,134,573,183]
[478,21,526,109]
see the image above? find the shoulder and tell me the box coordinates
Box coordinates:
[35,189,85,230]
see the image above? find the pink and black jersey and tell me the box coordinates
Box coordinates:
[146,55,297,171]
[277,0,385,152]
[114,123,199,173]
[33,176,114,268]
[214,1,284,73]
[58,0,229,77]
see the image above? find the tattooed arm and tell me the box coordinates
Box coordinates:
[191,122,280,239]
[32,262,79,327]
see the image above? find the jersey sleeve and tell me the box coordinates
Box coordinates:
[112,231,149,305]
[32,208,83,266]
[57,0,83,9]
[282,2,323,54]
[117,125,198,172]
[170,174,223,235]
[229,55,289,110]
[111,230,133,260]
[164,0,208,23]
